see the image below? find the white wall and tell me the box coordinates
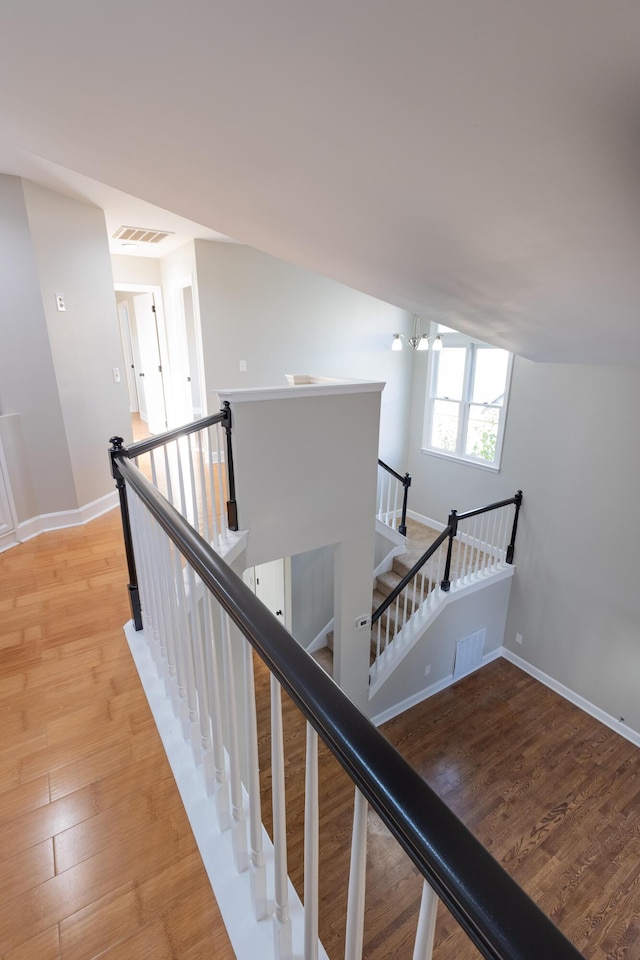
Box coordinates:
[290,543,334,648]
[111,254,162,287]
[0,175,76,520]
[23,181,131,509]
[194,241,414,468]
[367,577,513,721]
[225,384,382,709]
[406,354,640,736]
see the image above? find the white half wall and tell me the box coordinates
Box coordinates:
[194,240,414,469]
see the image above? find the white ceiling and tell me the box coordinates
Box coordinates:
[2,0,640,363]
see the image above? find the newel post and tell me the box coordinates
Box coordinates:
[399,472,411,537]
[109,436,143,631]
[221,402,239,531]
[440,509,458,593]
[506,490,523,564]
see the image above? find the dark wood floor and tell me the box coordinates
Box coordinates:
[255,657,640,960]
[3,509,640,959]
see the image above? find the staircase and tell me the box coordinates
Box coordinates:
[322,518,440,670]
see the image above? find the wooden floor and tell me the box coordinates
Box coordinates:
[0,511,235,960]
[256,658,640,960]
[3,511,640,959]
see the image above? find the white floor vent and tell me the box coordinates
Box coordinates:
[453,628,486,679]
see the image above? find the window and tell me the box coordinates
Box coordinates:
[423,325,512,469]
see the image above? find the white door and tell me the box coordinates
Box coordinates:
[117,301,139,414]
[133,293,167,434]
[244,559,286,624]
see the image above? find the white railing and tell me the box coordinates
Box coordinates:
[376,460,410,535]
[370,496,521,681]
[131,417,233,551]
[113,456,572,960]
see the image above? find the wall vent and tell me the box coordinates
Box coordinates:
[112,226,175,245]
[453,628,485,679]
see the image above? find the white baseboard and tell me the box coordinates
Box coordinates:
[15,490,119,544]
[371,642,640,747]
[369,647,502,727]
[501,648,640,749]
[406,509,445,532]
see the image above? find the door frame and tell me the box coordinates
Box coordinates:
[115,283,173,426]
[174,273,207,420]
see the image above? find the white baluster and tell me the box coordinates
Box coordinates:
[480,512,489,576]
[172,546,201,754]
[344,788,368,960]
[271,675,292,960]
[461,519,471,583]
[304,723,319,960]
[158,536,182,715]
[385,475,392,527]
[189,568,214,783]
[196,430,211,545]
[392,479,400,531]
[217,423,229,540]
[206,426,220,550]
[220,611,248,873]
[498,506,509,564]
[149,519,172,684]
[377,467,384,522]
[412,880,438,960]
[243,638,267,919]
[202,593,231,829]
[487,510,499,569]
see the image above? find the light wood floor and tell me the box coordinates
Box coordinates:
[0,511,235,960]
[3,511,640,959]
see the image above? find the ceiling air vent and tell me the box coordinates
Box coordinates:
[112,226,175,245]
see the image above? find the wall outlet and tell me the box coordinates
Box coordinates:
[55,292,66,312]
[239,359,247,372]
[424,664,431,676]
[355,615,370,629]
[112,367,121,383]
[515,632,523,645]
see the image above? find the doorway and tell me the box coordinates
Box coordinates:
[115,284,169,436]
[174,275,206,422]
[243,558,291,627]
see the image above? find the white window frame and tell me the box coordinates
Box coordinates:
[422,326,513,471]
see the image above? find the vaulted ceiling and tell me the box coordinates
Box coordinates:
[2,0,640,363]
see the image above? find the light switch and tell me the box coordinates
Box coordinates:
[239,359,247,372]
[55,293,66,312]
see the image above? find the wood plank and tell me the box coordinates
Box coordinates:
[0,511,234,960]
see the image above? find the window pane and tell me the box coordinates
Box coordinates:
[471,348,509,405]
[431,399,459,452]
[465,404,500,462]
[435,348,465,401]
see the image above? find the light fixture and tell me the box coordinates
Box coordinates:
[392,316,432,351]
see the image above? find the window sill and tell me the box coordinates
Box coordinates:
[420,448,501,473]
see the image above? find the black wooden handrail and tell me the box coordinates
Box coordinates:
[372,491,523,626]
[442,490,522,589]
[378,459,411,536]
[110,403,239,629]
[115,457,581,960]
[120,410,227,460]
[371,525,453,625]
